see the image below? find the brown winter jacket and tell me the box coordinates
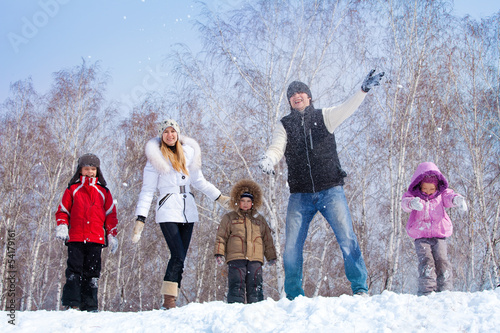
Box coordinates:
[214,209,277,264]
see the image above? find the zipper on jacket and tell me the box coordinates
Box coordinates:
[182,195,188,222]
[424,200,430,221]
[309,129,313,150]
[158,194,172,210]
[302,113,315,193]
[103,225,107,246]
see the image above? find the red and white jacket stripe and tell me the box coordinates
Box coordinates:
[56,176,118,245]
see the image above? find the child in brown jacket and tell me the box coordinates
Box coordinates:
[214,179,277,303]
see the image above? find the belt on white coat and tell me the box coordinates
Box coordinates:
[161,185,190,194]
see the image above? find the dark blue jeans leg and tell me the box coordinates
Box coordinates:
[160,222,194,288]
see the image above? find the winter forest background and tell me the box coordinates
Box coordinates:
[1,0,499,312]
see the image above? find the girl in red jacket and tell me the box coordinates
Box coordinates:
[55,153,118,312]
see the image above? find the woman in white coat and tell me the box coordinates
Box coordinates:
[131,119,229,309]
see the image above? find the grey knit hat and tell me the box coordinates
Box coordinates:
[287,81,312,100]
[158,119,180,137]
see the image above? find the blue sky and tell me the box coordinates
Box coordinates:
[1,0,499,114]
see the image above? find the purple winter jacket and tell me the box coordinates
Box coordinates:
[401,162,460,239]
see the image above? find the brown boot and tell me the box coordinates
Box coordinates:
[162,295,176,309]
[160,281,178,310]
[64,305,79,310]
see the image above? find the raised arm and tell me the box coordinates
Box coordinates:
[322,90,367,133]
[323,69,384,133]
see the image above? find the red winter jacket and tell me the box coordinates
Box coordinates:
[55,176,118,245]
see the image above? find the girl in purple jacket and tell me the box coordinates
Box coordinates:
[401,162,467,296]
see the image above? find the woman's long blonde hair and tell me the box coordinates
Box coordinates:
[160,139,189,175]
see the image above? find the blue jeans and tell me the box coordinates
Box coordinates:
[283,186,368,299]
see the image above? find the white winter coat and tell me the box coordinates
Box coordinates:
[135,136,221,223]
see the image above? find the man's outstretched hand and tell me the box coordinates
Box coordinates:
[361,69,385,92]
[258,154,275,175]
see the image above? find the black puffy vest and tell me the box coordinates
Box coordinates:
[281,106,347,193]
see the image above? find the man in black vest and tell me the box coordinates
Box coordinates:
[259,70,384,299]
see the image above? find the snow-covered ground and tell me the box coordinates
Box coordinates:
[2,289,500,332]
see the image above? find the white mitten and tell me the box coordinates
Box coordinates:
[409,197,424,211]
[453,196,468,212]
[55,224,69,241]
[108,235,118,254]
[131,220,145,243]
[258,154,275,175]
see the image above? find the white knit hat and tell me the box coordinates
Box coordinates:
[158,119,180,136]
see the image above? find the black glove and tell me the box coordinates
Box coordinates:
[361,69,385,92]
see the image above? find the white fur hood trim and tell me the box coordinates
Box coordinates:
[144,135,202,175]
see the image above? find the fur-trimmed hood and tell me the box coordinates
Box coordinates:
[229,179,263,211]
[144,135,202,175]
